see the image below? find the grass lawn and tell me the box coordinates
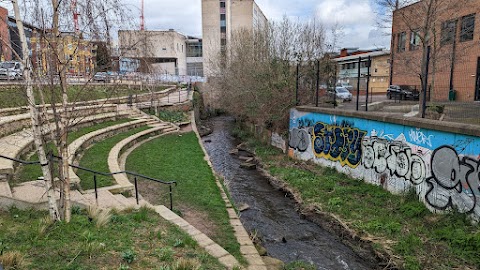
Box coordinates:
[0,207,225,270]
[14,119,133,184]
[244,135,480,270]
[126,132,244,264]
[77,126,151,190]
[143,109,189,123]
[0,84,169,109]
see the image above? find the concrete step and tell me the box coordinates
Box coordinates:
[82,189,127,209]
[11,180,60,203]
[0,181,12,197]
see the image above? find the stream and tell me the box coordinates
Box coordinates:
[202,117,376,270]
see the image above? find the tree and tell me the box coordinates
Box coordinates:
[10,0,133,222]
[376,0,472,107]
[208,17,333,132]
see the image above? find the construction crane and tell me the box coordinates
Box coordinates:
[71,0,79,33]
[140,0,145,30]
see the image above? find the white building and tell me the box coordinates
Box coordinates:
[118,29,203,77]
[201,0,267,77]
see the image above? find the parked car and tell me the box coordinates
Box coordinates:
[93,72,108,82]
[329,86,353,101]
[336,82,353,92]
[387,85,419,100]
[0,61,23,80]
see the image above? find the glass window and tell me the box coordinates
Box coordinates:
[397,32,406,52]
[220,26,226,33]
[220,1,225,8]
[460,14,475,42]
[441,20,457,45]
[410,30,421,50]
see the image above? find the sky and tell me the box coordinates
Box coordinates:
[139,0,391,50]
[0,0,392,50]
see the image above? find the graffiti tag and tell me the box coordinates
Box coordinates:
[312,122,366,168]
[289,128,311,152]
[425,146,480,214]
[362,138,426,184]
[408,129,433,147]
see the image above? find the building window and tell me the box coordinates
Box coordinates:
[220,26,226,33]
[460,14,475,42]
[441,20,457,45]
[409,30,420,50]
[397,32,406,52]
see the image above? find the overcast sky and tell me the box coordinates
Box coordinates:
[139,0,391,50]
[0,0,392,50]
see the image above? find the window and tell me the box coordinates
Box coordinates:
[410,30,420,50]
[460,14,475,42]
[220,26,226,33]
[441,20,457,45]
[397,32,406,52]
[220,1,225,8]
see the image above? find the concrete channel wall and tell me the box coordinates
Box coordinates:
[288,106,480,220]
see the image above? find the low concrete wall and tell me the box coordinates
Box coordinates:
[289,106,480,220]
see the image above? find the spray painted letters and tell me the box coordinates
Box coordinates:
[362,138,427,184]
[312,122,367,168]
[425,146,480,214]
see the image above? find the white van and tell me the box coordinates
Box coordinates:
[0,61,23,80]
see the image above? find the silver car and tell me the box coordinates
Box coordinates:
[335,87,353,101]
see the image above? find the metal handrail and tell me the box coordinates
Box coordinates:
[0,154,176,210]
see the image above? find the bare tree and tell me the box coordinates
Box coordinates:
[208,17,332,132]
[376,0,472,105]
[10,0,134,222]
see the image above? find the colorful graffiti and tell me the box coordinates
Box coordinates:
[425,146,480,214]
[362,137,426,184]
[312,122,367,168]
[289,108,480,219]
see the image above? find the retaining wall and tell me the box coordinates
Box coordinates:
[289,106,480,220]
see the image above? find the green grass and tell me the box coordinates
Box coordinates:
[126,132,245,264]
[14,119,133,184]
[0,84,169,109]
[243,132,480,270]
[0,207,225,269]
[143,109,189,123]
[77,126,150,190]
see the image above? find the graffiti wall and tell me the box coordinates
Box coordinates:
[289,108,480,219]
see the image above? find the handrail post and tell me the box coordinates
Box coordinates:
[94,174,98,205]
[134,176,139,205]
[169,185,173,210]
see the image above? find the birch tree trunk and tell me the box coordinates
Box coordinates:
[12,0,60,221]
[51,0,71,223]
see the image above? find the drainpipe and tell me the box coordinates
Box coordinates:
[449,20,458,92]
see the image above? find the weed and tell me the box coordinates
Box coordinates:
[86,206,112,228]
[173,239,185,248]
[121,249,136,264]
[118,264,130,270]
[284,260,316,270]
[173,258,200,270]
[0,251,26,269]
[157,247,174,262]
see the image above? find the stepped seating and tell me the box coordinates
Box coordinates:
[0,104,120,138]
[68,117,157,185]
[0,111,131,181]
[107,122,178,193]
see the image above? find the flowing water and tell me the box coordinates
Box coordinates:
[202,117,375,270]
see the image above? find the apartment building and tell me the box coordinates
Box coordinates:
[118,29,203,77]
[391,0,480,101]
[201,0,267,77]
[335,48,390,94]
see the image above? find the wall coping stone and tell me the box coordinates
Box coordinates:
[296,106,480,137]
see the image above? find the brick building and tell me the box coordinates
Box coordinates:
[391,0,480,102]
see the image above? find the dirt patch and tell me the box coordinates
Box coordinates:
[256,166,397,270]
[179,205,219,240]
